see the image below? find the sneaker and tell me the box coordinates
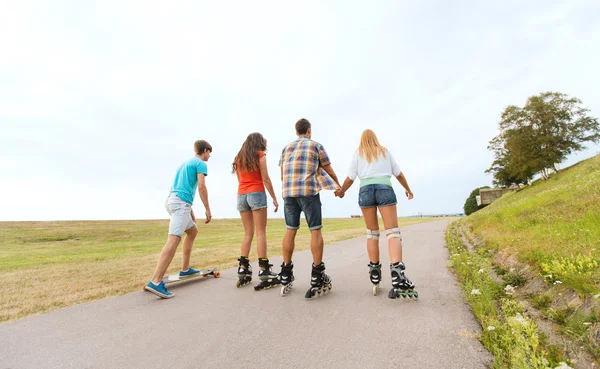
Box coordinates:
[179,267,200,277]
[144,281,174,299]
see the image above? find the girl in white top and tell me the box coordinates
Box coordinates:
[337,129,417,299]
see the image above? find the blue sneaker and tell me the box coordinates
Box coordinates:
[144,281,174,299]
[179,267,200,277]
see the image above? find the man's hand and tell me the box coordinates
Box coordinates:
[205,209,212,224]
[191,208,196,223]
[406,190,414,200]
[273,199,279,213]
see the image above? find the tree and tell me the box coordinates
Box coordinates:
[486,127,537,187]
[464,186,490,216]
[486,92,600,184]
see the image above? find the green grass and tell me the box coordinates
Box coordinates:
[446,222,565,368]
[456,154,600,365]
[467,155,600,295]
[0,217,432,323]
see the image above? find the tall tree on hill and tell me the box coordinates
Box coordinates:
[487,92,600,184]
[486,124,537,187]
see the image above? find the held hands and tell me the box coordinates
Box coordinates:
[334,189,345,198]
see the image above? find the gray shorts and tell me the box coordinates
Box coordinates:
[237,191,268,212]
[165,194,196,237]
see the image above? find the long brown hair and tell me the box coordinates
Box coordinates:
[232,132,267,173]
[358,129,387,163]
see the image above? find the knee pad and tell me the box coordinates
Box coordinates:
[366,229,380,240]
[385,228,402,240]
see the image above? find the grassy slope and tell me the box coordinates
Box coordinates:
[448,155,600,367]
[467,155,600,295]
[0,217,431,323]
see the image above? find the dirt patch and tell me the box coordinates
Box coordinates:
[458,226,475,253]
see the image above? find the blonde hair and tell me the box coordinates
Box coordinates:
[358,129,387,163]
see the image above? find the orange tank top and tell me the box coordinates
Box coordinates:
[237,151,266,194]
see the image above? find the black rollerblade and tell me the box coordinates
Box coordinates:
[236,256,252,288]
[279,262,295,296]
[368,261,382,296]
[254,258,281,291]
[388,261,418,300]
[304,262,332,299]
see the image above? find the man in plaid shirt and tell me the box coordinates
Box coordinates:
[278,118,342,298]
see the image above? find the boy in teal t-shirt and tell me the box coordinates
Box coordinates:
[144,140,213,299]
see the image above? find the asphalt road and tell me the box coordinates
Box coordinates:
[0,219,492,369]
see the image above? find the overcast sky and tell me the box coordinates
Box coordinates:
[1,1,599,221]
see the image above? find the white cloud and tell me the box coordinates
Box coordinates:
[1,0,599,220]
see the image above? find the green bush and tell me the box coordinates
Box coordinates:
[464,186,490,216]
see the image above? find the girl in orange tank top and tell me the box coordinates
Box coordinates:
[232,132,280,290]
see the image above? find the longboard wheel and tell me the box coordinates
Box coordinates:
[213,271,221,278]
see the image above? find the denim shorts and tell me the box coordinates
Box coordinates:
[237,191,268,212]
[358,184,397,208]
[284,194,322,230]
[165,194,196,237]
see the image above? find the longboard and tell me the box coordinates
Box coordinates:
[162,267,220,284]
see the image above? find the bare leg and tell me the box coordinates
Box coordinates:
[310,229,324,265]
[181,225,198,271]
[152,235,183,283]
[282,229,297,264]
[239,211,255,257]
[379,205,402,263]
[361,207,380,263]
[253,208,268,259]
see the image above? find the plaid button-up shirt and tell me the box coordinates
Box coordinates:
[279,137,338,198]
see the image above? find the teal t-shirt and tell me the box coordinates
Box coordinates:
[170,157,208,204]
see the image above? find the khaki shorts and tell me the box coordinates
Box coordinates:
[165,194,196,237]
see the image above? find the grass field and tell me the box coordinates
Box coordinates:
[0,217,432,323]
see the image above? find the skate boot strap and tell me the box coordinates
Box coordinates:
[390,261,406,270]
[312,262,326,271]
[368,262,382,270]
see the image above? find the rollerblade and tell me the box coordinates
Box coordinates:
[304,262,332,299]
[254,258,281,291]
[279,262,295,296]
[368,261,382,296]
[279,262,295,297]
[236,256,252,288]
[388,261,418,300]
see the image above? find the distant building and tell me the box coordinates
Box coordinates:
[477,187,517,206]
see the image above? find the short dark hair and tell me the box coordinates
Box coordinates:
[194,140,212,154]
[295,118,311,135]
